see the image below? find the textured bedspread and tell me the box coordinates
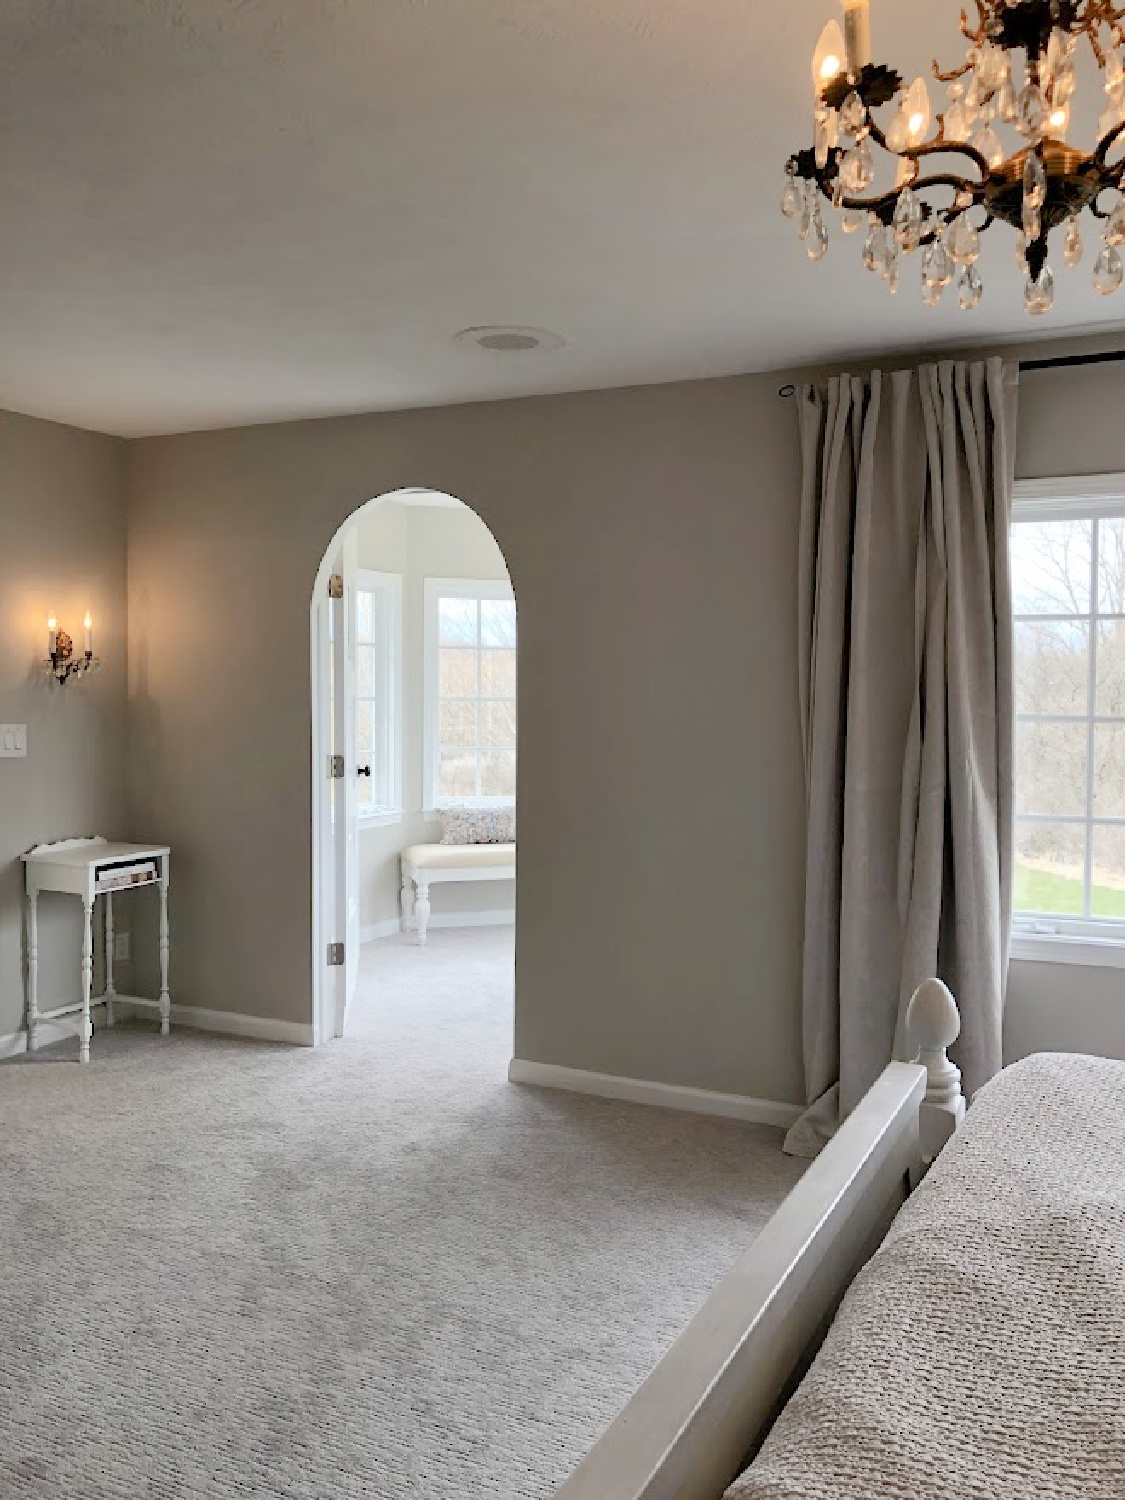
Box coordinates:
[727,1053,1125,1500]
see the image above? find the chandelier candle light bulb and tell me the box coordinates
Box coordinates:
[842,0,873,76]
[784,0,1125,313]
[813,20,847,91]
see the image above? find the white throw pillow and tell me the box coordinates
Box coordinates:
[439,805,516,845]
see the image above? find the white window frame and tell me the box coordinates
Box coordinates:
[1011,473,1125,967]
[423,576,516,812]
[356,569,403,827]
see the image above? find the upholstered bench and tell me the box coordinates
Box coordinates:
[400,842,516,945]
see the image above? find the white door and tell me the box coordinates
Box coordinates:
[335,528,361,1037]
[320,530,361,1040]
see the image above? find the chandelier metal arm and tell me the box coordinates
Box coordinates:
[831,175,989,227]
[1095,118,1125,164]
[865,116,992,180]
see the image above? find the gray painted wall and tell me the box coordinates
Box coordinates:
[125,373,809,1104]
[0,411,126,1040]
[0,341,1113,1100]
[356,499,514,931]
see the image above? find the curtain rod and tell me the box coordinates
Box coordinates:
[777,347,1125,398]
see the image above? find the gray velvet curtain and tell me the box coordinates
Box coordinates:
[786,357,1018,1159]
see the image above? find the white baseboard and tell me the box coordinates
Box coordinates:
[507,1059,802,1130]
[0,1029,27,1060]
[1,1005,109,1059]
[113,997,314,1047]
[405,908,515,932]
[361,918,403,943]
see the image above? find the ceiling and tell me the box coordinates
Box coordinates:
[2,0,1125,437]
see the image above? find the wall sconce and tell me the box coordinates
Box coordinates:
[43,611,100,686]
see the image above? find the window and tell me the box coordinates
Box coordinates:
[424,578,516,808]
[356,571,402,823]
[1012,477,1125,961]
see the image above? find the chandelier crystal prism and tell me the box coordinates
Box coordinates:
[784,0,1125,314]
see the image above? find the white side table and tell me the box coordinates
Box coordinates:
[22,837,171,1063]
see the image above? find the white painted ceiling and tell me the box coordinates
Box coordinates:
[2,0,1124,436]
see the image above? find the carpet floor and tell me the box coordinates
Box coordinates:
[0,926,804,1499]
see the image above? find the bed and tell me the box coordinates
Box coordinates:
[554,981,1125,1500]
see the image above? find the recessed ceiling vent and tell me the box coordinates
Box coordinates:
[454,325,565,353]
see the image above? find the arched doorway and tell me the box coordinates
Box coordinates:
[310,487,517,1045]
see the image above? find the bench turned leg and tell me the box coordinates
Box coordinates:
[415,879,431,947]
[401,873,415,930]
[80,897,93,1064]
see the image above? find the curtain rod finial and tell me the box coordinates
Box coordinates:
[779,383,796,399]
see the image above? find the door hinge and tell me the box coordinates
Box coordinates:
[328,573,344,600]
[328,754,345,779]
[327,942,345,967]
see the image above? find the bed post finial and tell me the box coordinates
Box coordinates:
[906,978,967,1163]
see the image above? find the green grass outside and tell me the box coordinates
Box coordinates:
[1014,860,1125,919]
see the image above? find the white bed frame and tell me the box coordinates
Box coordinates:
[555,979,967,1500]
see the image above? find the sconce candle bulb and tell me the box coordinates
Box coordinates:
[43,611,100,687]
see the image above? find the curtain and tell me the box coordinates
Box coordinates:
[786,357,1018,1159]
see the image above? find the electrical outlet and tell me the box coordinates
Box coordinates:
[0,725,27,758]
[113,931,131,962]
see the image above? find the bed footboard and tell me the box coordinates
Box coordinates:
[554,980,965,1500]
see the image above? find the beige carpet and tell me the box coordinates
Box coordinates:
[1,926,803,1499]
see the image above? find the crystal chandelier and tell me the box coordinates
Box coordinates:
[783,0,1125,313]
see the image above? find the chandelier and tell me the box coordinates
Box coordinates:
[783,0,1125,314]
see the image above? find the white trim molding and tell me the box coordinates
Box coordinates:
[1011,931,1125,969]
[0,1029,27,1060]
[113,997,314,1046]
[361,917,404,943]
[1013,472,1125,520]
[406,907,515,933]
[363,910,516,944]
[1,1002,111,1059]
[508,1059,802,1130]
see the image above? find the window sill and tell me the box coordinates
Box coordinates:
[423,801,516,815]
[1011,931,1125,969]
[359,811,404,830]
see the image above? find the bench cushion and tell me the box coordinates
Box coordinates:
[402,842,515,872]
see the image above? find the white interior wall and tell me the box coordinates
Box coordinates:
[356,498,514,936]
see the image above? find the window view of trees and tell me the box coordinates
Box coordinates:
[436,594,517,801]
[1013,514,1125,921]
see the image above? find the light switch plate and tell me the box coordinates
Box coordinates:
[113,931,131,962]
[0,725,27,758]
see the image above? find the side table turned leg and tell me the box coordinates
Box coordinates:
[80,897,93,1064]
[158,873,171,1036]
[104,893,116,1028]
[26,890,39,1052]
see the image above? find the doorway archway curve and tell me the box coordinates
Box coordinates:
[309,485,518,1044]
